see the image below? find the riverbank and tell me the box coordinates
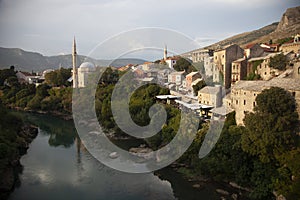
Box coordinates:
[0,124,38,200]
[10,106,73,121]
[167,163,251,200]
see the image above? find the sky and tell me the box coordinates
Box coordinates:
[0,0,299,60]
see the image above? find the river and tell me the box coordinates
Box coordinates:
[8,112,221,200]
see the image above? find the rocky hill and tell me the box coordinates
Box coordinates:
[0,47,146,72]
[203,6,300,50]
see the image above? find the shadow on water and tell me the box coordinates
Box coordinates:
[12,111,77,148]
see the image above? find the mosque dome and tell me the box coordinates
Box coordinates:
[42,69,54,77]
[78,62,96,72]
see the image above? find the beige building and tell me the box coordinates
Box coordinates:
[198,85,223,107]
[212,44,244,89]
[191,49,213,63]
[231,58,247,84]
[203,56,214,77]
[247,53,282,80]
[280,34,300,54]
[244,43,265,59]
[230,78,300,125]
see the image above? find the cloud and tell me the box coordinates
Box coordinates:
[0,0,299,58]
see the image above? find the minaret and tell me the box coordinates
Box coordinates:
[72,37,78,88]
[164,44,167,60]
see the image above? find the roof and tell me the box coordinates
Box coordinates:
[247,52,281,62]
[248,56,265,62]
[169,71,185,75]
[18,71,34,76]
[138,77,154,82]
[244,43,256,49]
[232,78,300,92]
[156,95,181,100]
[211,106,233,116]
[191,78,202,85]
[199,86,221,95]
[232,58,246,63]
[186,71,200,77]
[175,100,214,110]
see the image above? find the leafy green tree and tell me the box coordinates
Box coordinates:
[45,68,71,86]
[269,53,287,71]
[0,68,15,86]
[173,57,196,74]
[242,87,298,163]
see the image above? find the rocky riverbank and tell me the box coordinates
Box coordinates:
[0,124,38,200]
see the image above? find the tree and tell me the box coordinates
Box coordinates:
[269,53,287,71]
[173,57,196,74]
[0,68,16,86]
[241,87,299,163]
[44,68,71,86]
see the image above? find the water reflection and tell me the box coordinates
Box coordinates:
[9,112,219,200]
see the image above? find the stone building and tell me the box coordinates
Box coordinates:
[191,49,213,63]
[185,71,201,90]
[168,71,185,86]
[247,53,282,80]
[280,34,300,54]
[231,58,247,84]
[244,43,265,59]
[198,85,224,107]
[230,78,300,125]
[212,44,244,89]
[203,56,214,77]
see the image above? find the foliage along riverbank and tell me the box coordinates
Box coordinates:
[1,67,300,199]
[0,103,38,199]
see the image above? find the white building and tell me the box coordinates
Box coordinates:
[165,58,177,69]
[78,62,96,88]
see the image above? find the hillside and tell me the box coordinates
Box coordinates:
[206,22,278,50]
[0,47,146,72]
[200,6,300,50]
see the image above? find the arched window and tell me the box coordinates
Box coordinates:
[298,67,300,74]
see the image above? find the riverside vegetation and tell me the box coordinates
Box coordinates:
[0,103,38,199]
[0,67,299,199]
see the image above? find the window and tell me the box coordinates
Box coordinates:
[244,100,246,105]
[233,65,235,70]
[292,92,296,97]
[215,56,217,60]
[237,66,239,70]
[222,55,224,58]
[265,72,267,75]
[254,93,256,96]
[298,67,300,74]
[253,102,256,107]
[236,100,238,105]
[244,92,246,95]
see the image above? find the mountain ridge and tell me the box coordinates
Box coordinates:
[0,47,147,72]
[193,6,300,51]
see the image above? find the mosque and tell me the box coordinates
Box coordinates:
[72,37,96,88]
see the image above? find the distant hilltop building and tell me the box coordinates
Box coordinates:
[72,37,96,88]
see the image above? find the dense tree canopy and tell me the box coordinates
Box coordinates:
[173,57,196,74]
[45,68,71,87]
[242,87,298,163]
[269,53,287,71]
